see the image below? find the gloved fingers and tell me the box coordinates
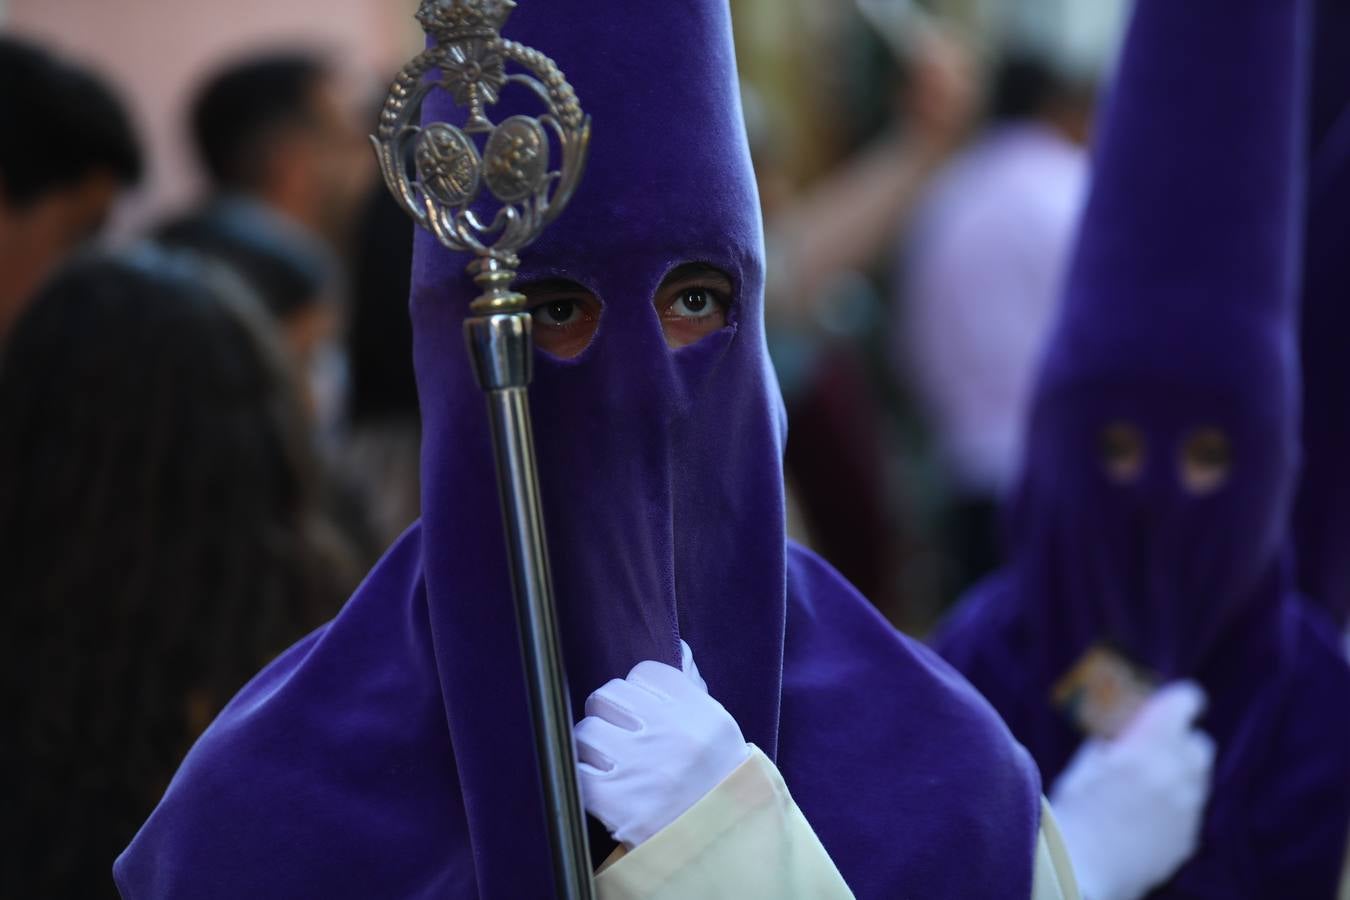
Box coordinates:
[1047,738,1106,805]
[574,715,628,772]
[679,640,709,694]
[1178,727,1217,775]
[584,678,654,731]
[1124,680,1207,743]
[1073,737,1109,761]
[1063,737,1110,776]
[1171,779,1209,812]
[575,758,618,828]
[577,759,613,780]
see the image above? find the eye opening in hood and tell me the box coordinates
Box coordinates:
[520,277,602,359]
[1178,425,1233,496]
[655,261,734,349]
[1098,420,1147,485]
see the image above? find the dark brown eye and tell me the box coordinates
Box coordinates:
[520,279,602,359]
[655,263,733,349]
[1179,427,1232,495]
[537,299,580,326]
[1099,422,1146,484]
[671,288,716,318]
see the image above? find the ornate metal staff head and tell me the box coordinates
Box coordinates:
[372,0,591,315]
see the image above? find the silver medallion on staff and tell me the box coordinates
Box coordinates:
[373,0,590,314]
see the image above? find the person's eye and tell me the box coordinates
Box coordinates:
[1098,421,1146,485]
[670,288,720,320]
[1178,427,1232,496]
[534,298,583,327]
[655,266,733,349]
[520,282,601,359]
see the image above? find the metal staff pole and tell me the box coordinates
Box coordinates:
[371,2,595,896]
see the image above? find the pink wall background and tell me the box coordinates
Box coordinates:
[4,0,423,234]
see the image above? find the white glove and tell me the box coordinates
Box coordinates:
[1050,681,1217,900]
[575,641,751,849]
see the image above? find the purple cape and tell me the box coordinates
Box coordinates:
[936,0,1350,896]
[117,1,1042,896]
[1293,0,1350,629]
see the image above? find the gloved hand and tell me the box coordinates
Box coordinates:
[1049,681,1217,900]
[575,641,751,849]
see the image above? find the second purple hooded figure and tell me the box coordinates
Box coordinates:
[937,0,1350,896]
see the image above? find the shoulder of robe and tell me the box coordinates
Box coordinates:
[1221,603,1350,895]
[1270,604,1350,752]
[779,542,1043,895]
[925,572,1051,747]
[114,526,472,899]
[782,543,1036,781]
[1255,604,1350,777]
[928,570,1025,668]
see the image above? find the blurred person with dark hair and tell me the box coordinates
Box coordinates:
[189,52,371,254]
[171,51,380,504]
[152,215,383,565]
[896,49,1095,598]
[0,248,358,898]
[0,35,142,341]
[155,204,346,438]
[163,53,384,563]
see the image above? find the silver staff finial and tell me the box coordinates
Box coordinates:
[372,0,591,314]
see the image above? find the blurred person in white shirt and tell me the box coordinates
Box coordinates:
[896,53,1094,589]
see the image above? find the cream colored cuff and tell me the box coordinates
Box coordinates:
[595,745,854,899]
[594,755,1076,899]
[1034,798,1082,900]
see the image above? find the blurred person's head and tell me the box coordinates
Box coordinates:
[989,53,1097,145]
[156,204,344,426]
[0,36,143,340]
[0,247,355,896]
[190,52,371,249]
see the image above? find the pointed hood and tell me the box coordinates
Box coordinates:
[1016,0,1308,678]
[410,0,789,890]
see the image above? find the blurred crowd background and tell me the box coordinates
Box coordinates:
[0,0,1126,894]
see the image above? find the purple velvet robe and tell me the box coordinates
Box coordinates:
[116,1,1043,896]
[936,0,1350,896]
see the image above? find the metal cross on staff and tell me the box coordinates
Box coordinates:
[371,1,595,896]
